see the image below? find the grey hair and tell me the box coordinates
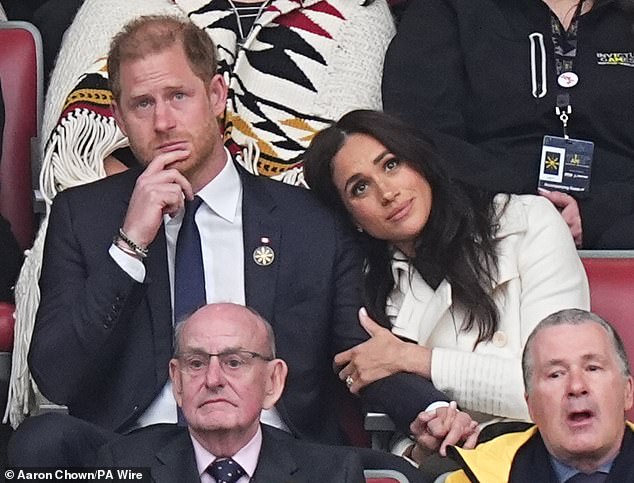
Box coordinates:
[173,303,276,358]
[522,308,631,393]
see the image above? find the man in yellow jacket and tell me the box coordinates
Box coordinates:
[415,309,634,483]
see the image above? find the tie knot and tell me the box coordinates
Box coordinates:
[184,196,204,220]
[566,472,607,483]
[207,458,245,483]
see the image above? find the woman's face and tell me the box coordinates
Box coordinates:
[331,133,433,256]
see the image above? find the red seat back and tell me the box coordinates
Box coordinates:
[0,302,15,352]
[364,470,410,483]
[581,254,634,420]
[0,21,43,250]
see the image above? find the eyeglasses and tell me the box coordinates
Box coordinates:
[177,350,273,376]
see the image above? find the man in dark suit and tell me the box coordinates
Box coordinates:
[97,303,366,482]
[9,15,445,465]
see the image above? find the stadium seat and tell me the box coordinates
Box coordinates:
[0,303,14,381]
[0,20,43,388]
[579,250,634,421]
[0,20,43,251]
[364,469,410,483]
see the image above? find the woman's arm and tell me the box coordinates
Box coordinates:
[335,307,433,393]
[431,196,590,419]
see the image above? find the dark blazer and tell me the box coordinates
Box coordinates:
[29,164,446,441]
[509,427,634,483]
[97,424,366,483]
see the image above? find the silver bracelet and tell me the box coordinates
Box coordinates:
[113,237,143,260]
[117,228,149,259]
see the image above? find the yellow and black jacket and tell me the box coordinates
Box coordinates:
[446,422,634,483]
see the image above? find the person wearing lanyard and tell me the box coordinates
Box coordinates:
[383,0,634,249]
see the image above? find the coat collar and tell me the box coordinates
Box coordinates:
[252,426,300,482]
[389,195,526,342]
[493,194,525,288]
[152,430,200,483]
[449,426,539,483]
[238,166,281,324]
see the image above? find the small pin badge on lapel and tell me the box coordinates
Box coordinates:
[253,236,275,266]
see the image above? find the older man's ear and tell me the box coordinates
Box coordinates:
[169,358,184,408]
[262,359,288,410]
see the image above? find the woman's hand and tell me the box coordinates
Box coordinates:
[410,401,480,460]
[538,188,583,247]
[335,307,431,393]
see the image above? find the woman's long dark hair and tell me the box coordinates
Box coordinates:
[304,110,504,346]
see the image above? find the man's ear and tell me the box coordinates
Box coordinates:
[524,391,534,421]
[207,73,228,118]
[169,358,184,408]
[262,359,288,410]
[111,100,127,136]
[624,375,634,412]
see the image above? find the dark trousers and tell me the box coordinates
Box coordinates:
[8,412,119,466]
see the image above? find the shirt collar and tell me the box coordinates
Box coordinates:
[389,248,411,284]
[191,425,263,480]
[196,148,242,223]
[163,149,242,227]
[195,148,242,223]
[549,453,612,483]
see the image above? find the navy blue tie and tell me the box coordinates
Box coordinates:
[207,458,245,483]
[173,196,206,323]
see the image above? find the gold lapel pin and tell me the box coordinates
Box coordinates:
[253,237,275,266]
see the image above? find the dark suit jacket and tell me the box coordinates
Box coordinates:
[508,427,634,483]
[29,164,446,441]
[97,424,365,483]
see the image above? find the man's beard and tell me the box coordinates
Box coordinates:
[131,118,219,181]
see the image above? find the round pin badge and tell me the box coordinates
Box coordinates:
[557,72,579,88]
[253,245,275,266]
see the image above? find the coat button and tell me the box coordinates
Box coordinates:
[492,330,507,347]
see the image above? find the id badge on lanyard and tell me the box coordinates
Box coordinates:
[537,4,594,196]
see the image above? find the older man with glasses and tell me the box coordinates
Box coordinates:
[97,303,367,482]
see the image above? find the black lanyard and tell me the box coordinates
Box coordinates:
[550,1,585,76]
[550,1,585,138]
